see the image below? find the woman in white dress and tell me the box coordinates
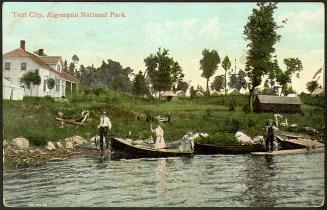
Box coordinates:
[151,121,166,149]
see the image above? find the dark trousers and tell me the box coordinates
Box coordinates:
[99,126,109,150]
[266,136,274,151]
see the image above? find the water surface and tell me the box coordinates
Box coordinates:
[3,153,324,207]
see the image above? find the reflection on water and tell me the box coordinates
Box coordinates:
[156,159,167,198]
[243,155,277,207]
[3,153,324,207]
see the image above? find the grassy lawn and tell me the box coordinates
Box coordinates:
[3,89,325,146]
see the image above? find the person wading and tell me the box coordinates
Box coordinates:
[266,119,275,152]
[97,111,112,152]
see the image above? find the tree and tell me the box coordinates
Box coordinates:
[72,54,79,64]
[20,69,41,96]
[236,70,247,92]
[243,2,282,110]
[199,49,221,96]
[144,48,184,96]
[228,69,247,92]
[63,59,68,71]
[189,86,196,98]
[77,59,133,92]
[68,62,75,76]
[306,81,319,93]
[133,71,148,96]
[222,56,231,95]
[211,75,225,92]
[68,55,79,76]
[275,58,303,95]
[176,81,189,92]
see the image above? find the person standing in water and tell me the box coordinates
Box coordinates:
[151,120,166,149]
[97,111,112,151]
[266,119,275,152]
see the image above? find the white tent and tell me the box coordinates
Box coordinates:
[3,78,24,100]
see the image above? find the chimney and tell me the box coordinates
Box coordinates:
[39,49,44,56]
[20,40,25,50]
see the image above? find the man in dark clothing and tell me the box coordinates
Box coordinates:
[266,119,274,152]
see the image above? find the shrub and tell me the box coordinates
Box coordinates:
[248,118,256,128]
[26,134,48,146]
[243,104,250,114]
[225,117,240,133]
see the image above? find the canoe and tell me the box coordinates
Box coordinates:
[194,142,265,154]
[111,137,193,159]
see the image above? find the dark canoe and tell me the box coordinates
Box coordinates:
[194,143,265,154]
[111,137,193,159]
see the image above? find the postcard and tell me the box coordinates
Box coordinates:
[2,1,325,208]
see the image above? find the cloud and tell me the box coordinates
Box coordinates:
[277,7,324,39]
[141,16,221,44]
[198,17,220,41]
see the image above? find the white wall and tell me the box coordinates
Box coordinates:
[3,57,67,97]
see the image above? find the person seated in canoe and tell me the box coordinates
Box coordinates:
[151,120,166,149]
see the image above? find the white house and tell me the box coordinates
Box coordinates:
[3,40,78,98]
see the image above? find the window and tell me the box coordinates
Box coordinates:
[5,63,10,70]
[55,79,60,92]
[21,63,27,70]
[4,77,11,81]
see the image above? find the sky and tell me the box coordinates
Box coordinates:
[2,2,324,93]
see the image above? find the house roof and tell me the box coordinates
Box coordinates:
[161,91,176,97]
[3,48,78,83]
[256,95,301,105]
[39,56,62,64]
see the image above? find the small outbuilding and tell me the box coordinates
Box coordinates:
[253,95,301,113]
[3,78,24,100]
[161,91,176,102]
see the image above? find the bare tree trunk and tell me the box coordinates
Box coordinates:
[249,87,254,111]
[225,70,227,96]
[206,78,210,96]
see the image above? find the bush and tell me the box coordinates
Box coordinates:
[25,134,48,146]
[195,132,240,145]
[225,117,240,133]
[243,104,250,114]
[299,92,325,108]
[248,118,256,128]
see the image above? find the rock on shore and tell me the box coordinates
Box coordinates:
[10,137,29,150]
[46,141,56,150]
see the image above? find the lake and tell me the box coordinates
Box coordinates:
[3,152,324,207]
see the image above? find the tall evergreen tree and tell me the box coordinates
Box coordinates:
[222,56,231,95]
